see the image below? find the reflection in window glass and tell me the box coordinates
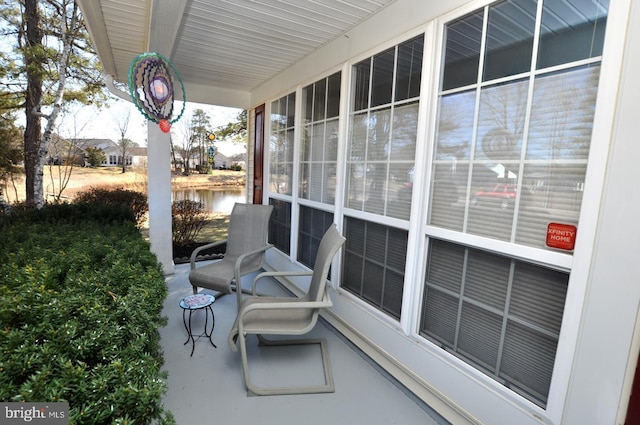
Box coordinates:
[467,169,518,240]
[483,0,536,81]
[434,90,475,161]
[347,35,422,220]
[428,164,469,231]
[526,66,599,161]
[390,103,419,161]
[270,93,295,196]
[313,80,327,122]
[431,5,605,249]
[425,0,609,407]
[516,163,585,247]
[353,59,371,112]
[435,91,476,161]
[327,73,341,118]
[396,35,424,101]
[538,0,609,69]
[371,48,395,107]
[300,73,341,204]
[366,108,391,161]
[476,79,529,161]
[442,10,483,90]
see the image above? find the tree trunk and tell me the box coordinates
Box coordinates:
[121,144,126,173]
[23,0,43,206]
[0,188,11,215]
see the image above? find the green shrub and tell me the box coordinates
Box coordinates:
[0,217,174,424]
[74,187,148,226]
[171,199,207,245]
[0,202,138,228]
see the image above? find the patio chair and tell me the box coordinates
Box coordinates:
[188,202,273,309]
[228,223,346,396]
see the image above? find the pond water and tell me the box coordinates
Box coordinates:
[172,188,246,214]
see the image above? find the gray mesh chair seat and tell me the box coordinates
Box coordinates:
[188,203,273,308]
[228,223,346,396]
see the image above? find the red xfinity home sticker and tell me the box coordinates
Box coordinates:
[546,223,577,251]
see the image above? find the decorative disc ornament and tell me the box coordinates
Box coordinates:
[128,52,186,133]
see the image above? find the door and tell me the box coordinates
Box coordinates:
[626,351,640,424]
[253,104,265,204]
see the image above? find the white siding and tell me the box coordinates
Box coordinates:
[255,0,638,424]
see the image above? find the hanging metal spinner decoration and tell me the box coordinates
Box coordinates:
[128,52,186,133]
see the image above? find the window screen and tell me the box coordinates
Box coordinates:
[341,217,407,320]
[420,239,568,406]
[298,206,334,269]
[268,198,291,255]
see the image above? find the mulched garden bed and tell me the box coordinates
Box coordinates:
[173,241,226,264]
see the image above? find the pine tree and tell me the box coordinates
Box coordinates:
[1,0,105,207]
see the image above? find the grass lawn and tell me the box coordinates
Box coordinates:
[4,165,245,244]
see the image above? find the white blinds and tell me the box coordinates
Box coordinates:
[421,238,568,406]
[423,0,608,407]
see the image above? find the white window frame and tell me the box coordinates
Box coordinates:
[411,0,629,422]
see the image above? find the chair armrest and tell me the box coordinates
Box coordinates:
[239,296,333,320]
[233,243,274,282]
[251,270,313,295]
[190,239,227,270]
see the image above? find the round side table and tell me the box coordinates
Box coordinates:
[179,293,217,356]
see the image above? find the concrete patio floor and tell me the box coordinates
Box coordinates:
[159,262,450,425]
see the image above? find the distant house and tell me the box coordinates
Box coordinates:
[229,153,246,170]
[73,138,147,168]
[129,147,148,167]
[213,152,231,169]
[181,151,246,171]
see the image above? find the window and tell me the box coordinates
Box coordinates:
[298,206,334,269]
[429,0,606,249]
[423,0,608,406]
[347,35,423,220]
[300,73,341,204]
[269,93,295,255]
[420,239,568,407]
[341,217,407,320]
[270,93,295,195]
[268,198,291,255]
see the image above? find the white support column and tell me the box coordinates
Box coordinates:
[147,121,175,275]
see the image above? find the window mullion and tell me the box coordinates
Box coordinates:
[509,0,546,243]
[453,247,470,351]
[495,260,516,377]
[462,6,490,235]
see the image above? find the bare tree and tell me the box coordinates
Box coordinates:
[44,112,90,201]
[172,111,203,175]
[112,109,134,173]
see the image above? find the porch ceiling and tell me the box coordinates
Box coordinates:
[78,0,398,108]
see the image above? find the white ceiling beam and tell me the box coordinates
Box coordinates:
[148,0,189,56]
[77,0,117,76]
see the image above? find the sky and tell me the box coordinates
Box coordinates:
[52,97,246,156]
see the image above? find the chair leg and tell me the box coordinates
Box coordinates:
[238,333,335,396]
